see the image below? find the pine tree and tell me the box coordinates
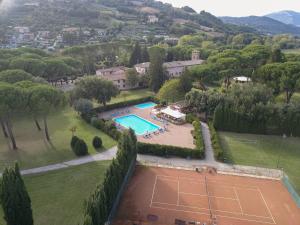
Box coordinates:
[0,163,33,225]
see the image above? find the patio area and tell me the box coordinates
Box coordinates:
[99,105,195,149]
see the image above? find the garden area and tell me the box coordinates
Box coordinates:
[0,107,116,170]
[0,161,111,225]
[218,131,300,193]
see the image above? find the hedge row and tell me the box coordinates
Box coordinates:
[192,120,205,158]
[208,122,225,162]
[83,130,137,225]
[94,96,158,113]
[90,117,121,140]
[137,142,204,159]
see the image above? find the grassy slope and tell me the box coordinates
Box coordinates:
[0,161,110,225]
[0,108,116,170]
[218,132,300,192]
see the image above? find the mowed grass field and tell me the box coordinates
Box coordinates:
[218,132,300,193]
[0,108,116,170]
[282,48,300,54]
[93,88,154,107]
[0,161,110,225]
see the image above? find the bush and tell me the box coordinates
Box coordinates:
[192,119,205,156]
[72,138,88,156]
[70,136,80,149]
[137,142,204,159]
[186,113,197,123]
[93,136,102,149]
[208,122,225,162]
[90,117,121,140]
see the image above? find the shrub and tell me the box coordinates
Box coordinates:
[73,138,88,156]
[90,117,121,140]
[73,98,93,115]
[70,136,80,149]
[93,136,102,149]
[192,119,205,156]
[208,122,225,162]
[186,113,197,123]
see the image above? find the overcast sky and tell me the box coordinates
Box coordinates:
[160,0,300,17]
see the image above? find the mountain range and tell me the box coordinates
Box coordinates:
[266,10,300,27]
[220,13,300,36]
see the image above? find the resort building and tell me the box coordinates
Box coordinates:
[135,50,204,78]
[232,76,252,83]
[96,66,141,90]
[148,15,159,23]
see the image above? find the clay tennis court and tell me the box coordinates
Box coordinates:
[113,166,300,225]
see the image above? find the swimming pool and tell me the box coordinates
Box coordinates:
[114,114,160,135]
[135,102,157,109]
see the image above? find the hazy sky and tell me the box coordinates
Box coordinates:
[160,0,300,17]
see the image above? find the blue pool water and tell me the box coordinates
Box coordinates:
[114,114,160,135]
[135,102,157,109]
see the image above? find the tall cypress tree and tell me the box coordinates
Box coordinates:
[129,42,142,67]
[0,163,33,225]
[149,46,166,92]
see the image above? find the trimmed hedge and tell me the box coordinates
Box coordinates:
[94,96,158,113]
[137,142,204,159]
[72,138,88,156]
[192,119,205,157]
[208,122,225,162]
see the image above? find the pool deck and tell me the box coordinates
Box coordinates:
[99,105,195,149]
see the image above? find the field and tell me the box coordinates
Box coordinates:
[93,88,154,107]
[282,48,300,54]
[109,89,154,104]
[218,132,300,193]
[0,108,116,170]
[113,166,300,225]
[0,161,110,225]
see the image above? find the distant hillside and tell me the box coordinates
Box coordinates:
[220,16,300,36]
[0,0,256,41]
[266,11,300,27]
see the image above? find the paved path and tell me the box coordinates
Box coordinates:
[200,121,216,164]
[19,146,118,176]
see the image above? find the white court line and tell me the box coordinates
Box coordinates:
[157,175,259,190]
[152,201,242,215]
[150,175,158,207]
[179,192,238,201]
[234,187,244,215]
[177,179,180,206]
[150,205,276,225]
[258,188,277,224]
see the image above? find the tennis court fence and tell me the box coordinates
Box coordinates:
[137,159,283,180]
[282,173,300,208]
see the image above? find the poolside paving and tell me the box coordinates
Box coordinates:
[99,105,195,149]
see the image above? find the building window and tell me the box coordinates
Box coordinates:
[118,80,120,83]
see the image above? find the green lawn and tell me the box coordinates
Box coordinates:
[275,92,300,104]
[282,48,300,54]
[0,161,110,225]
[93,88,154,107]
[218,132,300,193]
[0,108,116,170]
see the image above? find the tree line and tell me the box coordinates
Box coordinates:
[82,129,137,225]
